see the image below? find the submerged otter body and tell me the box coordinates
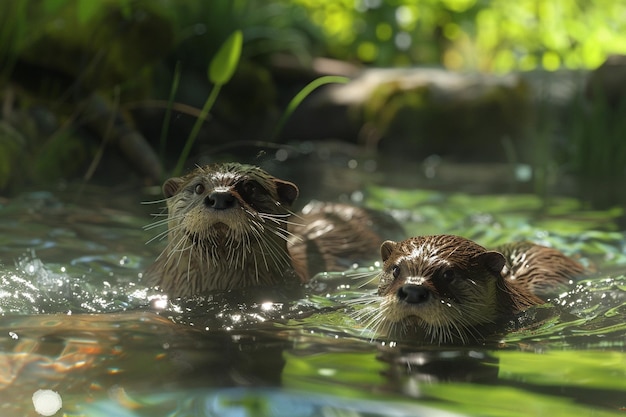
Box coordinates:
[367,235,585,344]
[288,200,404,280]
[144,163,399,297]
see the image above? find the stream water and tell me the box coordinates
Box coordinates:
[0,167,625,417]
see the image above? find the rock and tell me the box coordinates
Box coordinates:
[281,67,532,162]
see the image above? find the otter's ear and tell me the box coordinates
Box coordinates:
[476,251,506,277]
[274,179,299,206]
[380,240,397,262]
[163,177,185,198]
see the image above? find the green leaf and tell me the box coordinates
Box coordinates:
[208,30,243,85]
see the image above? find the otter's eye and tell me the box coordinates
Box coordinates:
[243,181,261,196]
[392,265,400,279]
[244,183,256,194]
[194,183,205,194]
[441,269,455,281]
[237,180,268,202]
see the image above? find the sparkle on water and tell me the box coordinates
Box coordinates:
[0,184,625,417]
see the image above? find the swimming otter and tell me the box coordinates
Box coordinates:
[288,200,405,280]
[364,235,585,344]
[144,163,399,297]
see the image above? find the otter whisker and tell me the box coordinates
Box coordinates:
[264,236,293,271]
[145,230,171,245]
[261,217,304,246]
[433,300,490,344]
[140,197,169,205]
[445,319,468,344]
[251,249,260,284]
[143,217,176,230]
[237,233,248,271]
[224,231,236,269]
[243,231,252,271]
[143,212,186,231]
[444,317,474,344]
[186,243,193,286]
[144,226,187,248]
[144,214,170,225]
[345,293,379,307]
[248,228,267,283]
[268,227,296,243]
[249,219,292,270]
[257,211,291,220]
[167,240,194,272]
[145,222,187,245]
[365,309,388,332]
[259,220,291,240]
[354,302,391,339]
[347,271,381,288]
[230,231,240,270]
[209,234,220,267]
[147,211,169,216]
[258,212,305,229]
[153,232,185,263]
[271,237,295,268]
[248,227,271,274]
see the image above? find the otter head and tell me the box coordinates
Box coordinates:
[374,235,509,343]
[151,163,299,295]
[164,163,298,241]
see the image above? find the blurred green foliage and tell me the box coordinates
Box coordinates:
[293,0,626,71]
[1,0,626,199]
[2,0,623,89]
[1,0,174,94]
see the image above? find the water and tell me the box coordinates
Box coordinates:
[1,180,625,416]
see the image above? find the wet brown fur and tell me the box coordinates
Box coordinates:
[144,163,397,297]
[288,201,403,279]
[143,163,299,297]
[361,235,585,344]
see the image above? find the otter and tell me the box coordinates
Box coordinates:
[288,200,405,280]
[143,163,400,297]
[363,235,585,344]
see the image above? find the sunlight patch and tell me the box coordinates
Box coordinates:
[32,389,62,416]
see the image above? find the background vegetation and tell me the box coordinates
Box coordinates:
[1,0,625,206]
[293,0,626,71]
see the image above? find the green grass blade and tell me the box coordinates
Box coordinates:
[271,75,350,140]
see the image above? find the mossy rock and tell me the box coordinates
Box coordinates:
[359,69,532,162]
[279,68,532,163]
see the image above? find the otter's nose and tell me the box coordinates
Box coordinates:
[205,191,236,210]
[397,284,430,304]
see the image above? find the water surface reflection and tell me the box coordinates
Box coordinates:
[0,185,625,416]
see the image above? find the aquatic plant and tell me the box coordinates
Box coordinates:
[172,30,243,177]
